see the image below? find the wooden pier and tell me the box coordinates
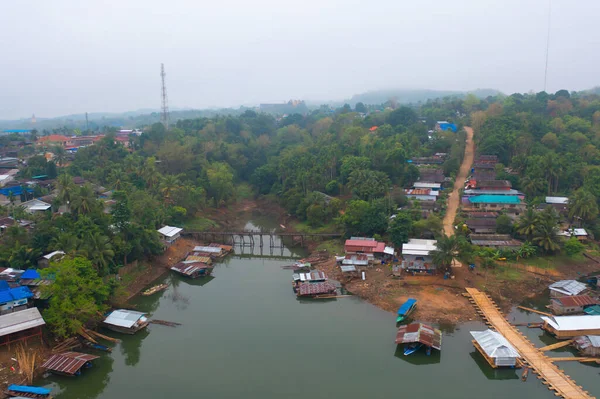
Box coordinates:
[184,230,342,248]
[465,287,594,399]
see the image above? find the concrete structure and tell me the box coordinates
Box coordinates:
[401,239,437,273]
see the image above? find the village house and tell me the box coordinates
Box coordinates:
[541,196,569,214]
[0,307,45,346]
[550,295,598,315]
[468,180,512,191]
[435,121,458,132]
[103,309,149,334]
[549,280,588,297]
[157,225,183,246]
[42,352,100,377]
[344,238,378,255]
[404,188,438,202]
[470,330,520,368]
[541,315,600,339]
[558,228,589,241]
[401,239,438,274]
[465,218,497,234]
[467,195,525,215]
[469,234,522,250]
[417,168,445,184]
[20,199,52,214]
[0,283,33,315]
[37,251,65,268]
[573,335,600,357]
[37,135,69,147]
[413,182,441,190]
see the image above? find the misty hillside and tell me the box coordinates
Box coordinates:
[345,88,501,106]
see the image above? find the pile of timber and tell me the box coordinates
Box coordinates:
[52,337,80,353]
[149,319,182,327]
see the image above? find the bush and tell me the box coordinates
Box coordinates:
[564,237,585,255]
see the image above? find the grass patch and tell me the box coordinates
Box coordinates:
[520,254,586,269]
[493,266,524,281]
[183,217,219,231]
[235,182,254,202]
[315,239,344,255]
[292,220,338,234]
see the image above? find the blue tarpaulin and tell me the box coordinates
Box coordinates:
[21,269,40,280]
[0,186,33,197]
[8,385,52,395]
[0,280,9,291]
[0,286,33,303]
[398,298,417,315]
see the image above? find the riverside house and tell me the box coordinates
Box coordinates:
[400,239,438,274]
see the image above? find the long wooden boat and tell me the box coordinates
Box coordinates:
[397,298,417,323]
[7,384,52,398]
[142,284,168,296]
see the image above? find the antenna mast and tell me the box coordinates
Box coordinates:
[160,63,170,130]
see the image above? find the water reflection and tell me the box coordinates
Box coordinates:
[46,353,114,399]
[118,328,150,367]
[393,345,441,365]
[469,352,519,380]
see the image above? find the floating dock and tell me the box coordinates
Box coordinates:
[465,287,594,399]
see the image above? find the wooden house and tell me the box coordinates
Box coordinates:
[103,309,148,334]
[42,351,100,376]
[401,239,438,273]
[573,335,600,357]
[465,218,497,234]
[541,315,600,339]
[395,323,442,353]
[470,330,520,368]
[0,307,45,346]
[550,295,598,315]
[37,250,65,268]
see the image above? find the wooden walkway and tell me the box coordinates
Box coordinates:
[465,288,594,399]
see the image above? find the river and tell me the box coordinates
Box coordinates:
[39,220,600,399]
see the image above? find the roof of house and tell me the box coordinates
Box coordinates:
[546,196,569,204]
[476,180,512,188]
[464,212,498,218]
[470,234,522,247]
[345,239,379,248]
[470,330,520,359]
[549,280,588,296]
[413,182,441,189]
[469,195,521,204]
[541,315,600,331]
[465,218,497,228]
[193,246,222,253]
[20,269,40,280]
[573,335,600,349]
[558,228,588,237]
[402,239,437,256]
[340,265,357,272]
[21,199,51,211]
[395,323,442,350]
[42,351,99,375]
[464,189,521,196]
[297,281,337,296]
[405,188,439,196]
[0,286,33,304]
[43,250,65,260]
[38,135,69,143]
[342,254,369,266]
[552,295,598,307]
[171,261,213,276]
[157,225,183,238]
[104,309,146,328]
[0,308,45,337]
[373,242,386,253]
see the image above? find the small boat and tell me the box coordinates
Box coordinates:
[83,340,112,352]
[404,343,422,356]
[7,384,52,398]
[396,298,417,323]
[142,283,168,296]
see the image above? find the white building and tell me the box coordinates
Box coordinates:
[401,239,438,273]
[157,225,183,246]
[20,199,51,214]
[470,330,520,367]
[548,280,588,297]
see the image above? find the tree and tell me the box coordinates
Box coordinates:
[515,207,538,241]
[388,106,417,127]
[563,237,584,256]
[41,257,110,339]
[347,169,390,200]
[388,212,413,248]
[355,102,367,113]
[206,162,234,207]
[338,200,388,237]
[71,184,97,216]
[496,214,513,234]
[111,191,131,232]
[412,214,442,238]
[430,234,459,272]
[568,189,598,224]
[57,174,75,212]
[52,145,67,166]
[516,242,536,260]
[83,233,115,275]
[533,216,561,253]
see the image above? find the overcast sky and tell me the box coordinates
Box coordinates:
[0,0,598,119]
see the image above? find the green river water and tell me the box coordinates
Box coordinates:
[39,220,600,399]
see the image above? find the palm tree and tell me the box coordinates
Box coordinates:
[57,174,75,212]
[108,169,126,190]
[533,218,561,253]
[52,145,67,167]
[159,174,182,203]
[50,232,81,254]
[515,206,538,241]
[568,189,598,224]
[70,185,96,216]
[85,233,114,274]
[430,234,459,272]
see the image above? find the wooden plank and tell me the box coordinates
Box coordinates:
[517,306,553,317]
[540,340,574,352]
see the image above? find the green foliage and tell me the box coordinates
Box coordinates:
[563,237,585,255]
[347,169,390,200]
[495,214,513,234]
[41,257,110,339]
[338,200,388,237]
[388,212,413,248]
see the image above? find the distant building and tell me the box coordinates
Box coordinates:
[37,135,69,146]
[401,239,438,273]
[435,121,458,132]
[157,225,183,246]
[550,295,598,315]
[549,280,588,297]
[37,251,65,268]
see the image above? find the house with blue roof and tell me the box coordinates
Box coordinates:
[0,285,33,315]
[468,195,525,215]
[435,121,458,133]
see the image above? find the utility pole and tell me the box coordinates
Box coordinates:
[160,63,170,130]
[85,112,89,132]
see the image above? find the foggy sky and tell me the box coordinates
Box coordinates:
[0,0,598,119]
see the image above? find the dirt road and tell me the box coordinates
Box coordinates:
[443,126,474,236]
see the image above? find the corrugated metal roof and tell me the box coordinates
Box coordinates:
[469,195,520,204]
[546,196,569,204]
[384,246,395,255]
[402,239,437,256]
[193,246,222,253]
[413,182,441,189]
[340,265,356,272]
[395,323,442,350]
[0,286,33,304]
[553,295,597,307]
[541,315,600,331]
[104,309,146,328]
[470,330,520,358]
[549,280,587,296]
[157,225,183,237]
[466,218,497,227]
[171,262,212,276]
[297,282,336,296]
[0,308,45,337]
[344,239,378,248]
[43,250,65,260]
[42,352,99,375]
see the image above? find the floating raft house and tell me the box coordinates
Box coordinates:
[541,315,600,339]
[470,329,520,368]
[573,335,600,357]
[171,261,213,278]
[103,309,148,334]
[395,322,442,352]
[296,281,336,297]
[42,351,100,376]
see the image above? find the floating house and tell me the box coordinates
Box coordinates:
[541,315,600,339]
[157,225,183,246]
[395,323,442,353]
[192,245,227,259]
[293,271,327,283]
[550,295,598,315]
[7,385,52,398]
[573,335,600,357]
[470,330,520,368]
[171,261,213,279]
[0,285,33,315]
[103,309,148,334]
[185,255,212,264]
[42,351,100,376]
[37,250,65,268]
[0,307,45,346]
[401,239,437,273]
[548,280,588,297]
[296,281,336,298]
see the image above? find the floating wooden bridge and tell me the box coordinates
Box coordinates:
[184,230,342,247]
[465,287,594,399]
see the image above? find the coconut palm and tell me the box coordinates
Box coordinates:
[108,168,126,190]
[52,145,67,167]
[50,232,81,254]
[84,233,114,274]
[159,174,182,202]
[533,218,561,253]
[430,234,459,272]
[57,174,75,211]
[70,185,96,216]
[568,189,598,224]
[515,206,538,241]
